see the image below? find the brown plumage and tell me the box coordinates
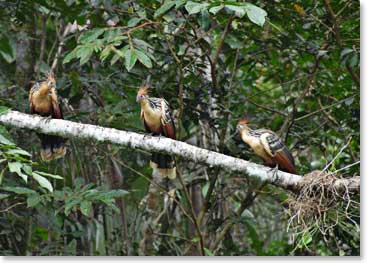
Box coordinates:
[137,85,176,179]
[237,116,296,174]
[29,73,66,161]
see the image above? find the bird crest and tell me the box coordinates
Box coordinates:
[137,85,150,97]
[238,115,251,125]
[46,71,55,83]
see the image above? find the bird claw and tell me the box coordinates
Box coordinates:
[143,133,154,139]
[270,164,279,182]
[43,116,52,123]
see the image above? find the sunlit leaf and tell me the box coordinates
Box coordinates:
[8,162,27,182]
[154,1,176,18]
[243,3,267,26]
[32,172,53,192]
[185,1,209,15]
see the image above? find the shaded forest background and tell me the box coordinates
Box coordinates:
[0,0,360,256]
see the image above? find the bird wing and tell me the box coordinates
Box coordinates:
[259,130,296,173]
[50,87,63,119]
[160,99,176,140]
[29,83,39,114]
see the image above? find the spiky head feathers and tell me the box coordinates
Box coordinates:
[136,85,150,102]
[137,85,150,96]
[238,115,251,125]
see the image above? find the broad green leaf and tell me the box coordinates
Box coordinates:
[154,1,176,18]
[135,49,152,68]
[27,194,41,207]
[209,5,224,14]
[63,48,78,64]
[243,3,267,26]
[225,5,246,18]
[79,28,105,44]
[76,46,94,65]
[6,149,32,156]
[185,1,209,15]
[2,186,37,195]
[127,17,141,27]
[32,172,53,192]
[34,171,63,180]
[0,134,14,145]
[124,48,137,71]
[80,201,92,216]
[8,162,27,182]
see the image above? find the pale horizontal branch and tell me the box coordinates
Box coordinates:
[0,110,359,193]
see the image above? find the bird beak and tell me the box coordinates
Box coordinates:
[136,96,142,102]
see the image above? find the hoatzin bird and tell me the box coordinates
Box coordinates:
[237,116,296,174]
[136,85,176,179]
[29,73,66,161]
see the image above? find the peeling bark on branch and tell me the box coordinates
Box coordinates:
[0,111,360,194]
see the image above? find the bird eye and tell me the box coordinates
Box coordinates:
[48,81,53,86]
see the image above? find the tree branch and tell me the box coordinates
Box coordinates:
[0,110,359,194]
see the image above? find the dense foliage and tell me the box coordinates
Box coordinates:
[0,0,359,256]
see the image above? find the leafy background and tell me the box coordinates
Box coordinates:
[0,0,360,256]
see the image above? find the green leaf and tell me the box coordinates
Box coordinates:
[301,231,312,247]
[154,1,176,18]
[124,48,137,71]
[6,149,32,157]
[0,106,10,115]
[225,5,246,18]
[32,172,53,192]
[0,34,15,63]
[202,182,209,197]
[8,162,27,182]
[27,194,41,207]
[110,53,120,65]
[127,17,141,27]
[209,5,224,15]
[63,48,78,64]
[0,193,9,200]
[0,134,14,145]
[185,1,209,15]
[76,46,94,65]
[34,171,63,180]
[199,9,210,30]
[191,237,200,243]
[204,247,214,256]
[80,201,92,216]
[100,46,112,62]
[175,0,187,8]
[135,49,152,68]
[243,3,267,26]
[79,28,105,44]
[2,186,37,195]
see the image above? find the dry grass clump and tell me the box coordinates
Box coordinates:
[286,170,359,248]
